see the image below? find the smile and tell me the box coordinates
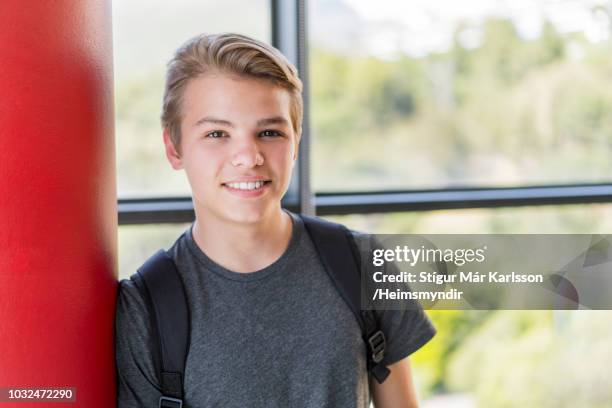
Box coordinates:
[222,180,272,198]
[224,180,270,190]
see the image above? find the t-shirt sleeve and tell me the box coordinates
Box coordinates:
[351,231,437,366]
[115,278,163,407]
[374,306,436,366]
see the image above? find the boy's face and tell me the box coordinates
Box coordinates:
[164,72,299,225]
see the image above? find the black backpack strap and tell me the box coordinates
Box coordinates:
[131,249,189,408]
[300,214,391,383]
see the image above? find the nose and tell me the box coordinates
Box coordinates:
[230,137,264,168]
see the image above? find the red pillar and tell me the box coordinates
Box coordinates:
[0,1,117,407]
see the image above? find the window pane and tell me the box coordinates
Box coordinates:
[420,309,612,406]
[310,0,612,192]
[327,204,612,404]
[118,223,190,280]
[325,203,612,233]
[113,0,271,198]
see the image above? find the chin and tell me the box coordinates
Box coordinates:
[220,203,274,225]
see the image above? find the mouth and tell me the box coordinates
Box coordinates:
[222,180,271,190]
[221,180,272,195]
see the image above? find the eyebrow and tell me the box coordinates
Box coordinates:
[194,116,289,128]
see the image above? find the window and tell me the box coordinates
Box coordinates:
[327,203,612,234]
[310,0,612,192]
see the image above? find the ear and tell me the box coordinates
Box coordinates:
[163,129,184,170]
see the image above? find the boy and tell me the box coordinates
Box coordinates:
[115,33,436,407]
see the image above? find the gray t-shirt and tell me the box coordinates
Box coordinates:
[116,211,436,407]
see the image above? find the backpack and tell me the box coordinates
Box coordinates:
[131,214,390,408]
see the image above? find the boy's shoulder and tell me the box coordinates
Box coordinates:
[294,211,372,241]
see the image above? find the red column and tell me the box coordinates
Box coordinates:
[0,1,117,407]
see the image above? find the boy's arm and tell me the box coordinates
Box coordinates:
[115,279,163,407]
[369,357,420,408]
[355,232,436,407]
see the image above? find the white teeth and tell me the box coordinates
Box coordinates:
[226,181,266,190]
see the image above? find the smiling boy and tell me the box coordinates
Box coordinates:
[115,33,436,408]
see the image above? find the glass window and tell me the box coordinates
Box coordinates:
[118,223,190,280]
[310,0,612,192]
[113,0,271,198]
[325,205,612,404]
[325,203,612,233]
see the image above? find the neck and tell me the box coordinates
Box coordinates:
[192,206,293,273]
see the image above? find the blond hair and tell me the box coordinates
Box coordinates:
[161,33,303,150]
